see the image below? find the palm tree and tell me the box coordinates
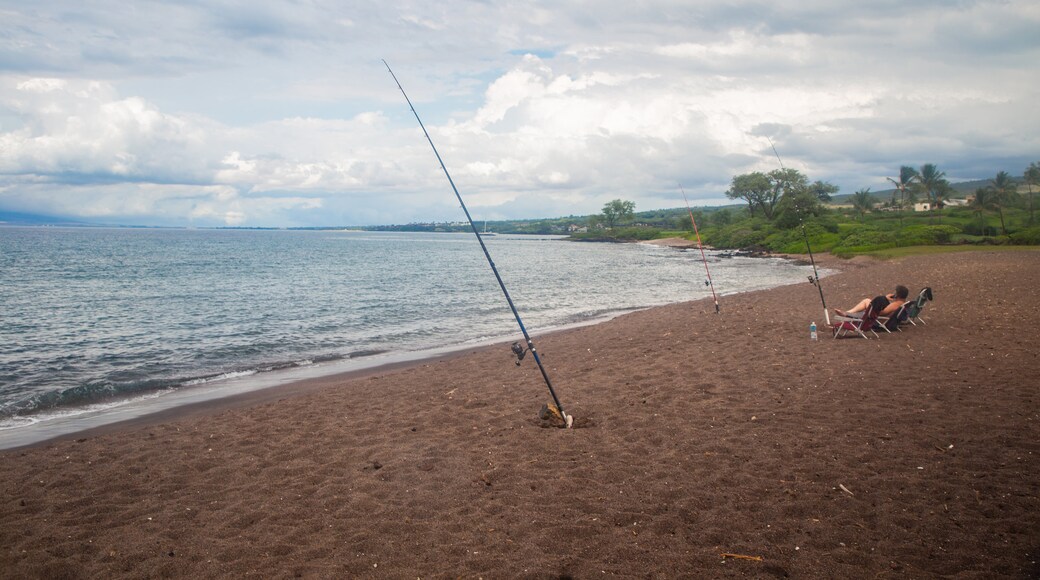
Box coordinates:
[850,188,875,220]
[970,187,995,235]
[917,163,949,223]
[886,166,919,210]
[1025,162,1040,225]
[990,170,1019,235]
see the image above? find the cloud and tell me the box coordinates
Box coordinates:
[1,77,214,183]
[0,0,1037,226]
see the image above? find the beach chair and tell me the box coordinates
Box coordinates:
[903,287,933,326]
[832,298,884,339]
[875,301,910,333]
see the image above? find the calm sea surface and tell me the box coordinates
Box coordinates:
[0,227,816,440]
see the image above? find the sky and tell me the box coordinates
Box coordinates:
[0,1,1037,227]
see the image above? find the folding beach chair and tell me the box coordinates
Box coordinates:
[832,297,885,339]
[903,287,933,326]
[875,301,910,333]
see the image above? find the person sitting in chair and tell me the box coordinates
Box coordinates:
[834,285,909,319]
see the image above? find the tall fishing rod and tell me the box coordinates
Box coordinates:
[800,221,829,326]
[766,137,829,325]
[767,137,785,171]
[383,60,572,428]
[679,183,719,313]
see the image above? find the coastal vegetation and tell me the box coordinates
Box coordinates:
[570,162,1040,256]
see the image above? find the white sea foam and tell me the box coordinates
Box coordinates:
[0,389,170,433]
[182,370,258,386]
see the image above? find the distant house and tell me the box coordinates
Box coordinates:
[568,224,588,233]
[914,198,969,211]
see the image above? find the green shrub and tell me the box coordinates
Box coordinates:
[728,228,770,248]
[703,216,777,247]
[762,226,838,254]
[568,226,661,241]
[962,223,999,237]
[813,216,842,234]
[1009,226,1040,245]
[951,234,997,244]
[896,225,960,246]
[834,227,895,250]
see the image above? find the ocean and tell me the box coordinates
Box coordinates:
[0,227,817,446]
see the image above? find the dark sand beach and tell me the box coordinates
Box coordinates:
[2,250,1038,578]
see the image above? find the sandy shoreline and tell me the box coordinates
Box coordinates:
[0,298,663,451]
[2,249,1038,578]
[0,240,807,451]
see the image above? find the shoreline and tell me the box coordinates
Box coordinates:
[0,246,826,451]
[2,249,1038,577]
[0,306,649,451]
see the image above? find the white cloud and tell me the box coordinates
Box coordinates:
[656,29,814,65]
[0,0,1037,226]
[1,77,213,182]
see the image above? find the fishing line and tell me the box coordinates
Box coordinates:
[383,60,572,428]
[766,137,830,325]
[679,183,719,313]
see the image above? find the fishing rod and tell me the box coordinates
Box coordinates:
[383,60,572,428]
[679,183,719,313]
[766,137,830,325]
[766,137,785,171]
[800,221,829,326]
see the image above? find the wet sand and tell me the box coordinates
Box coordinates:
[2,249,1038,578]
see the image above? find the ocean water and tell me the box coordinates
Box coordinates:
[0,227,817,442]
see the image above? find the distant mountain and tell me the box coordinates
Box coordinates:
[0,210,88,226]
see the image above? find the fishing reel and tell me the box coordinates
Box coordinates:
[511,342,529,366]
[808,275,819,287]
[704,279,711,287]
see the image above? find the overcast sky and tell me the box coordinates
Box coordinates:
[1,1,1037,227]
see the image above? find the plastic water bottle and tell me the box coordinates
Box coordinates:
[810,321,818,341]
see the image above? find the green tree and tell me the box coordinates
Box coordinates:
[989,170,1019,236]
[764,168,809,220]
[850,188,875,219]
[1024,162,1040,225]
[770,169,818,228]
[775,188,822,229]
[600,199,635,230]
[725,172,771,218]
[809,180,840,202]
[916,163,949,223]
